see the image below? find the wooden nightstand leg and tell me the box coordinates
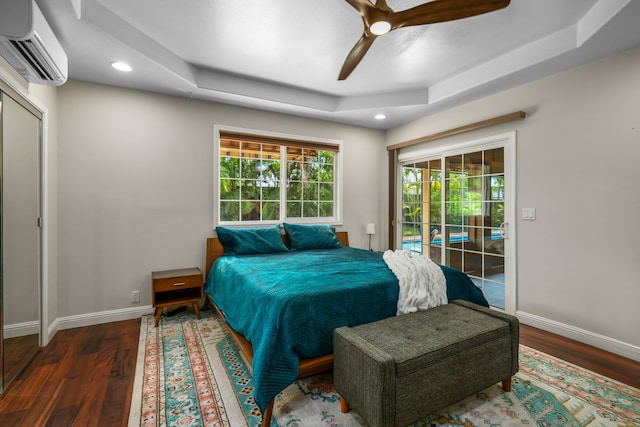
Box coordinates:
[193,302,201,319]
[154,307,162,327]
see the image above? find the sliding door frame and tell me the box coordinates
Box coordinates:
[395,132,517,314]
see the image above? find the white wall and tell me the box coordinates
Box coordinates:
[387,46,640,358]
[57,81,386,318]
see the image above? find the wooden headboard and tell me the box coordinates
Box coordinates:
[205,231,349,278]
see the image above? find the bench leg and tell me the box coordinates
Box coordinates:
[262,399,274,426]
[340,396,349,413]
[502,377,512,392]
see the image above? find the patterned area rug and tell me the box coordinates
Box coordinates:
[128,310,640,426]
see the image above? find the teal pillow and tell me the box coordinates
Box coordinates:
[283,223,341,251]
[216,225,289,255]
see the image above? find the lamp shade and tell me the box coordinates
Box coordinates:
[365,223,376,235]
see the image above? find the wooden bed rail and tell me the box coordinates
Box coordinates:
[208,295,334,426]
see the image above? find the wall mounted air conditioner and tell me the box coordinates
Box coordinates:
[0,0,68,86]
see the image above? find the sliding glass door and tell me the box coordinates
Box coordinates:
[402,159,442,261]
[399,133,515,311]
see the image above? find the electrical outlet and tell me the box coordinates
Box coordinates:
[131,290,140,303]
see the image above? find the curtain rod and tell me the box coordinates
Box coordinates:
[387,111,526,151]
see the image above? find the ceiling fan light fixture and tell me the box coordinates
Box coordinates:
[370,21,391,35]
[374,113,387,120]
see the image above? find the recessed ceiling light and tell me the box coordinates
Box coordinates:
[110,61,132,72]
[374,113,387,120]
[370,21,391,36]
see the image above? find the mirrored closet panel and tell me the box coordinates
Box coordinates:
[0,85,42,393]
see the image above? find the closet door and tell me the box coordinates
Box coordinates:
[1,92,41,392]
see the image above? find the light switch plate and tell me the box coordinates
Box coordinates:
[522,208,536,220]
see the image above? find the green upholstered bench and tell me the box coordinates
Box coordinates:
[333,300,519,427]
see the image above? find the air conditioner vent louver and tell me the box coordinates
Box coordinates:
[0,1,68,86]
[9,39,63,83]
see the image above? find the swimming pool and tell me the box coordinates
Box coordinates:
[402,231,503,252]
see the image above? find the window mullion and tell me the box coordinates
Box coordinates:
[440,155,446,266]
[280,145,287,222]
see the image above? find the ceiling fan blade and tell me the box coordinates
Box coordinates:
[392,0,510,29]
[344,0,376,17]
[374,0,393,14]
[344,0,392,27]
[338,33,377,80]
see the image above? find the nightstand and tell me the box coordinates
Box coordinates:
[152,267,203,327]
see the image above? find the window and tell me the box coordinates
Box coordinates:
[214,126,342,225]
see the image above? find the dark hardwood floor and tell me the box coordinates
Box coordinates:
[0,319,638,426]
[0,319,140,427]
[3,334,40,388]
[519,324,640,389]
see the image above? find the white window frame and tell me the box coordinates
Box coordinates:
[213,125,343,227]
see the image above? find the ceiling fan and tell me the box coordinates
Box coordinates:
[339,0,511,80]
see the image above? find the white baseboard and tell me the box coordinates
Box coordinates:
[517,310,640,362]
[3,320,40,339]
[51,305,154,336]
[47,318,59,343]
[40,307,640,364]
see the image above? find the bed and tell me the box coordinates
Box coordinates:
[204,224,489,425]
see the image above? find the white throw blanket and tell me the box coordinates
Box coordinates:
[383,250,448,315]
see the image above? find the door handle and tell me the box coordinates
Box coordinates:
[499,222,508,239]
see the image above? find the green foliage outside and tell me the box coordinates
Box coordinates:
[219,148,335,222]
[402,166,504,240]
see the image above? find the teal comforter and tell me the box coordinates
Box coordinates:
[205,246,488,411]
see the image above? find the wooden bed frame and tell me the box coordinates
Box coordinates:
[204,231,350,425]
